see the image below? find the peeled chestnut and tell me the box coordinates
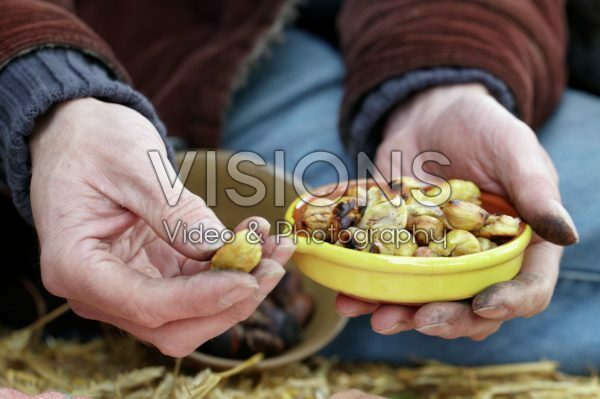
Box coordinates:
[442,200,488,231]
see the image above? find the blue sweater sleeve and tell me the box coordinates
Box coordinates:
[347,67,517,156]
[0,48,174,223]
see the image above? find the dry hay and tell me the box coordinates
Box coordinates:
[0,303,599,399]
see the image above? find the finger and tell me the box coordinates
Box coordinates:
[233,216,295,266]
[473,240,562,320]
[264,235,295,265]
[70,259,285,357]
[234,216,270,239]
[167,260,284,356]
[155,189,227,259]
[238,213,295,264]
[414,301,501,340]
[335,294,380,318]
[249,258,287,301]
[180,258,210,275]
[234,217,296,264]
[495,125,578,245]
[331,390,386,399]
[470,323,503,341]
[180,217,292,276]
[180,222,295,276]
[232,216,274,259]
[62,248,259,328]
[261,235,279,259]
[152,259,284,356]
[370,304,416,335]
[114,153,228,260]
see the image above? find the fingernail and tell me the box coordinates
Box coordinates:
[534,201,579,246]
[255,267,286,281]
[336,306,374,318]
[474,305,509,319]
[191,220,227,252]
[416,322,453,336]
[336,310,361,318]
[250,217,271,236]
[219,283,259,307]
[374,322,409,335]
[272,238,296,259]
[253,268,285,301]
[551,200,579,244]
[277,236,296,250]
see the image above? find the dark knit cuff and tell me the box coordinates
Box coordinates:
[0,48,173,223]
[348,67,516,156]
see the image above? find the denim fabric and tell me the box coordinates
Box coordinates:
[222,28,600,374]
[222,29,355,188]
[539,90,600,278]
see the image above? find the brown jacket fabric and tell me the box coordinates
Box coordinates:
[339,0,567,135]
[0,0,566,149]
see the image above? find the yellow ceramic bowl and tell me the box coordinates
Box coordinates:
[285,187,532,304]
[179,151,347,370]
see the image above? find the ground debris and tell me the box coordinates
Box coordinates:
[1,303,599,399]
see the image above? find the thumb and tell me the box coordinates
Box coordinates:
[121,154,227,259]
[496,127,578,246]
[153,188,228,258]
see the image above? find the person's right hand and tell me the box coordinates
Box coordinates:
[29,98,295,357]
[337,84,577,341]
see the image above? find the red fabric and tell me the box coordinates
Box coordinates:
[338,0,567,136]
[0,0,566,147]
[75,0,291,149]
[0,0,127,81]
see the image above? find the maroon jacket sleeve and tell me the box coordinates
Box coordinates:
[0,0,128,81]
[337,0,567,138]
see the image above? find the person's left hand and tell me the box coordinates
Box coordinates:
[336,84,578,341]
[29,99,295,357]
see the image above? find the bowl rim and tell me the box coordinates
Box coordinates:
[284,190,532,275]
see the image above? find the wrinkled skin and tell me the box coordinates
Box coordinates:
[336,84,578,341]
[30,98,295,357]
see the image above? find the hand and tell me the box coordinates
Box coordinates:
[30,98,295,357]
[336,84,578,340]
